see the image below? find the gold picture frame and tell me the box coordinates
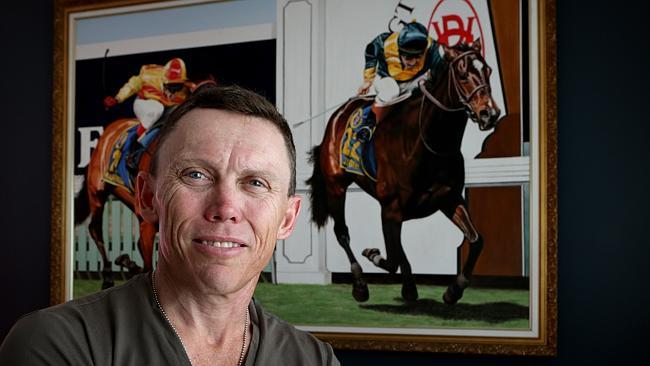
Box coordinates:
[52,0,557,355]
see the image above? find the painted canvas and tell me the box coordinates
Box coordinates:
[53,0,556,355]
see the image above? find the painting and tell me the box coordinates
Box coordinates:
[52,0,557,355]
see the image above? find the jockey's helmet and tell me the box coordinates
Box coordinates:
[163,58,187,84]
[397,22,429,56]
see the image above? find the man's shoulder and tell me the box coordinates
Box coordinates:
[252,300,340,365]
[0,293,104,364]
[9,273,150,333]
[54,273,151,316]
[0,274,157,365]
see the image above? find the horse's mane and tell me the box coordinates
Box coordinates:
[422,57,450,93]
[422,41,480,92]
[451,41,475,52]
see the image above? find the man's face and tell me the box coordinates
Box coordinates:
[400,53,423,69]
[139,108,301,295]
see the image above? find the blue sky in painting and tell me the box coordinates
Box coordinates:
[76,0,275,45]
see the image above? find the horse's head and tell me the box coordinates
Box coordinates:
[442,39,501,130]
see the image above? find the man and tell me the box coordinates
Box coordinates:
[0,84,340,366]
[104,58,195,172]
[356,21,444,141]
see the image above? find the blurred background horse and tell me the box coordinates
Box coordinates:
[74,117,158,290]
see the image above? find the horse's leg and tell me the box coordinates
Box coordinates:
[114,220,156,275]
[87,202,114,289]
[442,200,483,305]
[329,190,369,302]
[110,186,145,277]
[115,218,157,277]
[363,206,418,301]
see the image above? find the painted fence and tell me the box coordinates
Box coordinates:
[74,197,158,274]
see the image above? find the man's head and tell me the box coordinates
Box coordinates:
[151,84,297,195]
[138,84,301,295]
[397,22,429,69]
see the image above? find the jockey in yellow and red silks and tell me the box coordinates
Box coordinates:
[103,58,196,141]
[356,22,445,141]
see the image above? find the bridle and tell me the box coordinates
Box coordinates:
[417,49,491,155]
[418,49,490,115]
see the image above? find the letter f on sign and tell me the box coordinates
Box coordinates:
[77,126,104,168]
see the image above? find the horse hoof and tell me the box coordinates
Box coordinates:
[443,283,464,305]
[352,278,369,302]
[114,254,131,267]
[115,254,143,276]
[362,248,380,259]
[402,283,419,302]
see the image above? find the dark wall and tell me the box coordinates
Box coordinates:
[2,1,649,365]
[0,0,54,341]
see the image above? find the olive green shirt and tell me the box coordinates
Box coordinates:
[0,274,339,366]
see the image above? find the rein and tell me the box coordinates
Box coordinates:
[418,79,464,112]
[418,50,489,112]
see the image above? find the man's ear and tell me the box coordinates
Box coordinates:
[277,195,302,240]
[136,171,159,224]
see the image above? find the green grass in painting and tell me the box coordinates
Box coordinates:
[254,283,529,329]
[75,279,529,329]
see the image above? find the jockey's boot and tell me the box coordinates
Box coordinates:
[357,106,376,142]
[357,126,372,142]
[358,104,387,142]
[125,144,142,175]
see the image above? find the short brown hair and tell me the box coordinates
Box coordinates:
[150,84,297,195]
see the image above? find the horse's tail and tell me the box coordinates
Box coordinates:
[306,145,329,228]
[74,178,91,226]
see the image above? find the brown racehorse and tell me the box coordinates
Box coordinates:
[307,39,501,304]
[75,118,158,290]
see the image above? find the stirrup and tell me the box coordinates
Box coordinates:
[125,151,139,173]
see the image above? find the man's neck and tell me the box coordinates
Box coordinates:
[153,263,254,349]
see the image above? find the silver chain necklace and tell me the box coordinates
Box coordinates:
[151,271,249,366]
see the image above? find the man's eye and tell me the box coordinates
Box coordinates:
[245,178,270,191]
[182,170,209,182]
[249,179,264,187]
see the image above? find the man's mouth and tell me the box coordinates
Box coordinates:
[199,240,244,248]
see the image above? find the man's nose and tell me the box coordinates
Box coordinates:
[204,184,242,223]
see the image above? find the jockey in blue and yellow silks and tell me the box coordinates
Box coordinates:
[357,21,444,141]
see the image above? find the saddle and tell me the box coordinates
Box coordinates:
[339,85,422,180]
[103,124,160,193]
[339,103,378,181]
